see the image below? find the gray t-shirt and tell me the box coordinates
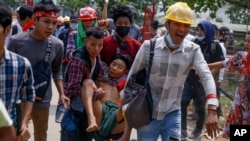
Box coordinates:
[8,32,64,109]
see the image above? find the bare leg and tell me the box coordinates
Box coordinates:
[81,79,98,132]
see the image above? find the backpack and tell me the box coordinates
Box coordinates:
[33,38,52,102]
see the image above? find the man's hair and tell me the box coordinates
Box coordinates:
[86,27,104,39]
[150,20,159,30]
[110,4,133,24]
[111,54,131,70]
[247,30,250,35]
[18,5,33,21]
[212,24,219,32]
[33,0,60,13]
[0,1,12,30]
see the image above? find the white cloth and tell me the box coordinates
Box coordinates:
[0,99,13,127]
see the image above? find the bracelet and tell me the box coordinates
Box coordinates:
[93,90,98,101]
[207,108,217,111]
[206,94,218,100]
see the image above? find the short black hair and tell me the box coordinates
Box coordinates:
[247,30,250,35]
[33,0,60,13]
[18,5,33,21]
[86,27,104,39]
[111,54,131,70]
[110,4,133,24]
[0,1,12,30]
[150,20,159,30]
[212,24,219,32]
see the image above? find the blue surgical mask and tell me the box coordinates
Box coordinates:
[196,36,205,41]
[165,34,180,49]
[70,23,78,30]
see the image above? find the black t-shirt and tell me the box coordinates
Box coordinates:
[187,40,225,86]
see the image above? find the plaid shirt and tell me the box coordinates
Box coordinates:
[125,36,218,120]
[0,49,35,126]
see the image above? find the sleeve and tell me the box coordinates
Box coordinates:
[21,58,36,102]
[193,48,219,106]
[52,42,64,80]
[223,52,244,72]
[218,45,227,82]
[66,31,77,55]
[64,59,86,97]
[0,100,13,127]
[6,37,17,52]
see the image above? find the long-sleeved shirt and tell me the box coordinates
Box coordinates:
[123,36,219,120]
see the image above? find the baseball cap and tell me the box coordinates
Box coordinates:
[70,15,78,22]
[219,26,230,38]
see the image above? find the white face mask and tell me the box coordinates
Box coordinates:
[70,23,78,30]
[165,34,180,49]
[195,36,205,41]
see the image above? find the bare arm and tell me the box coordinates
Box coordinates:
[18,101,33,140]
[102,0,109,19]
[118,122,132,141]
[0,126,16,141]
[54,79,70,108]
[208,61,224,75]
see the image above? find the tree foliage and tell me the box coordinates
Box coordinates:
[3,0,250,24]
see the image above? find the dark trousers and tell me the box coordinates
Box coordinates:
[60,96,93,141]
[181,81,206,133]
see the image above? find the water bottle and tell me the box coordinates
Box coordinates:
[55,103,65,123]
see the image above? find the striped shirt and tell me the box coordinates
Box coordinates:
[125,36,218,120]
[0,49,35,126]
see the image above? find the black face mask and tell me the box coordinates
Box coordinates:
[116,26,130,37]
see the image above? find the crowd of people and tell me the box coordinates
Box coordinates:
[0,0,249,141]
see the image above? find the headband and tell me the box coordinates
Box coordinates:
[34,10,58,18]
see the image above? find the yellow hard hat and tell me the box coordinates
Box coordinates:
[164,2,195,25]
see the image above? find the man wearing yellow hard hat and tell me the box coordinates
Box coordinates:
[121,2,219,141]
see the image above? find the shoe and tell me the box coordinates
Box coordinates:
[181,131,188,141]
[189,130,201,139]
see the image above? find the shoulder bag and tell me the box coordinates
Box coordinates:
[124,38,156,129]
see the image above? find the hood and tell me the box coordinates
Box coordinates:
[197,20,215,43]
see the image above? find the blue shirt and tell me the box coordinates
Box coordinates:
[0,49,35,127]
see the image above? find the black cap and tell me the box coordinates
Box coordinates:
[70,15,78,22]
[219,26,230,38]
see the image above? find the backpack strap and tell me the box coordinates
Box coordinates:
[211,40,220,54]
[44,38,52,62]
[144,38,156,86]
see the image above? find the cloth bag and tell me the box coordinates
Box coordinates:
[33,38,52,102]
[123,38,156,129]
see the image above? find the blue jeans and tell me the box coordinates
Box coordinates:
[181,81,206,133]
[137,110,181,141]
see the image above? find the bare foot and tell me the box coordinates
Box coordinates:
[86,120,98,132]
